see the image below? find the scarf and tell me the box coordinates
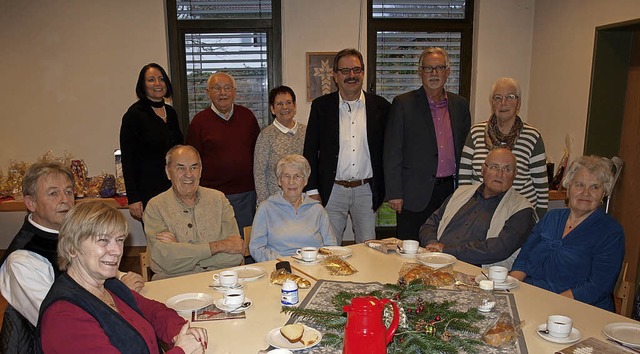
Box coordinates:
[485,114,524,150]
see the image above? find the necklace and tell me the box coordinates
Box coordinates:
[100,290,118,311]
[154,106,167,120]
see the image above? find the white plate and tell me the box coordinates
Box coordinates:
[165,293,215,312]
[291,254,322,264]
[266,325,322,350]
[603,322,640,348]
[537,324,582,344]
[319,246,353,259]
[415,252,457,268]
[210,278,245,291]
[474,275,520,290]
[395,247,427,258]
[214,297,252,313]
[228,265,266,282]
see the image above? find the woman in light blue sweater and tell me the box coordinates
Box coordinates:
[249,154,337,262]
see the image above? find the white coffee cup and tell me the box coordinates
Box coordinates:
[213,270,238,287]
[488,266,509,284]
[402,240,419,254]
[546,315,573,338]
[296,247,319,261]
[222,289,245,309]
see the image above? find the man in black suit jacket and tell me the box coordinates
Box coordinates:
[303,48,390,244]
[384,47,471,241]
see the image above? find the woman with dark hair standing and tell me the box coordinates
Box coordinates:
[120,63,183,219]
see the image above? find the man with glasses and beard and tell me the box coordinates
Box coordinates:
[384,47,471,241]
[303,48,390,244]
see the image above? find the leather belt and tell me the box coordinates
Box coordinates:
[335,178,372,188]
[435,175,454,185]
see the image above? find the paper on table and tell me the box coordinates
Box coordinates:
[555,337,635,354]
[364,239,400,254]
[191,303,246,322]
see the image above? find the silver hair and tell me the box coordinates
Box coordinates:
[165,145,201,166]
[489,77,521,102]
[418,47,450,68]
[207,72,237,89]
[561,155,614,196]
[275,154,311,182]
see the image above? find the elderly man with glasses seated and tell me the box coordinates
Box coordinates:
[419,148,537,269]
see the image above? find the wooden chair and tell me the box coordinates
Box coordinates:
[243,226,252,258]
[139,248,151,282]
[615,262,631,316]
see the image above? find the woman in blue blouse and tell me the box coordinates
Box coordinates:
[510,155,624,311]
[249,154,337,262]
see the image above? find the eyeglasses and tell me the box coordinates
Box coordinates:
[491,94,519,103]
[280,173,304,182]
[420,65,448,74]
[484,163,515,174]
[209,85,234,93]
[336,67,364,75]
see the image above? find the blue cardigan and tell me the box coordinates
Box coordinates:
[511,208,624,311]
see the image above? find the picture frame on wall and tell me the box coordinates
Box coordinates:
[306,52,337,102]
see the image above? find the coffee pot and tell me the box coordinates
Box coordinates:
[343,296,399,354]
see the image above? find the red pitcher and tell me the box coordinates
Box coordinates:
[342,296,400,354]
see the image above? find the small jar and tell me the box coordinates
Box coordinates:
[477,280,496,312]
[281,279,299,305]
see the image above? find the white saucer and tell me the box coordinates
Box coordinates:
[292,254,322,264]
[395,247,426,258]
[537,324,582,344]
[603,322,640,348]
[210,279,245,291]
[165,292,215,312]
[474,274,520,290]
[214,297,252,313]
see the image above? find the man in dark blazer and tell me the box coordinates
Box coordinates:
[384,47,471,241]
[303,48,390,244]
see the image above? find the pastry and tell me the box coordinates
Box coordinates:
[280,323,304,343]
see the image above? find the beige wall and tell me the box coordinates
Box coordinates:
[0,0,168,174]
[528,0,640,164]
[2,0,640,174]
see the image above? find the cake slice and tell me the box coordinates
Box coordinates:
[280,323,304,343]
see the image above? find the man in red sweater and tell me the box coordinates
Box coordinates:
[186,72,260,238]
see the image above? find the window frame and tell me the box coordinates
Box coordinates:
[366,0,474,99]
[166,0,282,132]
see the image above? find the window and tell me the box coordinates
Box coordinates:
[367,0,474,101]
[167,0,281,129]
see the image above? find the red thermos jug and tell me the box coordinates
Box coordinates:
[342,296,399,354]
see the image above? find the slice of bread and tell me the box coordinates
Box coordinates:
[300,329,319,346]
[280,323,304,343]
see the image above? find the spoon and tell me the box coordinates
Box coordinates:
[481,271,491,280]
[538,328,549,334]
[229,301,252,313]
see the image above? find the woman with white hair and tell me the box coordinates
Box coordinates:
[458,77,548,218]
[249,154,337,262]
[510,156,625,311]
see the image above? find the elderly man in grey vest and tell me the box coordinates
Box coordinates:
[419,147,536,269]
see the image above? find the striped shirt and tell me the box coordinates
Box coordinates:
[458,121,549,217]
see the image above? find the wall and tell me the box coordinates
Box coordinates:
[528,0,640,164]
[0,0,168,174]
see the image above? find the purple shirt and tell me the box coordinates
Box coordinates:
[428,92,456,177]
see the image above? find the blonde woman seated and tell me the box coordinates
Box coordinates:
[37,202,207,353]
[249,154,337,262]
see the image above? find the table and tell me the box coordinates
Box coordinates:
[142,243,638,353]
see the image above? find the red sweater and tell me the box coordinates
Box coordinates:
[40,290,186,354]
[187,105,260,194]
